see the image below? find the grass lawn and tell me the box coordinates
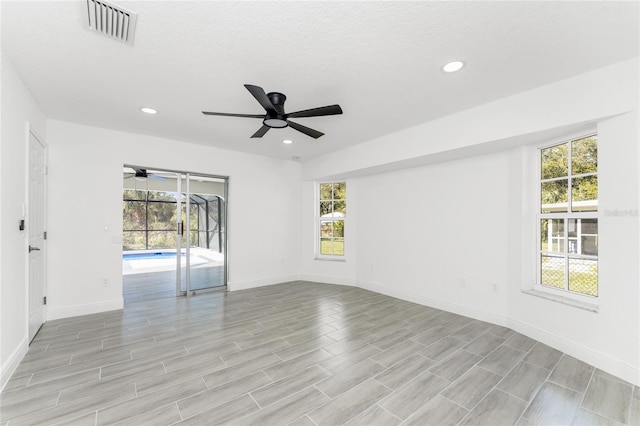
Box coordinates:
[321,240,344,256]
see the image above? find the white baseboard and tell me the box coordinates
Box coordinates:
[357,280,509,327]
[47,299,124,321]
[0,336,28,392]
[228,274,301,291]
[298,274,357,287]
[508,317,640,386]
[357,280,639,386]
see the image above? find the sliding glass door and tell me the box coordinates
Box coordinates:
[177,173,227,295]
[123,166,227,302]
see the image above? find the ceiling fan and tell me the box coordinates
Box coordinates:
[202,84,343,139]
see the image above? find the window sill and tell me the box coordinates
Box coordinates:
[314,257,347,262]
[522,289,598,312]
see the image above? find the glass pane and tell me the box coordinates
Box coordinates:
[569,258,598,296]
[540,219,564,253]
[188,203,198,230]
[541,143,568,179]
[123,189,146,200]
[320,184,332,200]
[540,219,549,251]
[123,231,146,250]
[320,221,333,238]
[581,218,598,235]
[571,136,597,175]
[148,191,177,201]
[567,239,579,254]
[147,230,177,250]
[541,255,564,289]
[334,220,344,238]
[567,218,577,237]
[188,179,226,292]
[123,201,146,230]
[572,176,598,211]
[320,201,333,216]
[541,180,568,213]
[148,202,177,230]
[333,238,345,256]
[333,182,346,200]
[581,236,598,256]
[188,231,199,247]
[579,218,598,256]
[334,200,346,215]
[320,238,332,255]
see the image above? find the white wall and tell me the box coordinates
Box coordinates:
[45,120,302,319]
[354,151,511,325]
[0,52,47,389]
[300,58,640,385]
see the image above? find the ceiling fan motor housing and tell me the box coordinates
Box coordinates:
[264,92,288,128]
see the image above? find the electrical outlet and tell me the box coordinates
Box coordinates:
[101,278,109,287]
[490,283,499,294]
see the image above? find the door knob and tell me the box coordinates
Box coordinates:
[29,245,41,253]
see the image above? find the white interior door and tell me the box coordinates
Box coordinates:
[28,131,46,342]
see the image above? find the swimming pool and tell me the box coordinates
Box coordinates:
[122,251,185,260]
[122,249,222,275]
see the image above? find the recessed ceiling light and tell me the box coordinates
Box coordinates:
[140,107,157,114]
[282,139,293,145]
[442,60,465,73]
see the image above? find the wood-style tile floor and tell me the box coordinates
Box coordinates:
[1,282,638,425]
[123,266,225,303]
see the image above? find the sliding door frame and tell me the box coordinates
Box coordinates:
[124,164,228,297]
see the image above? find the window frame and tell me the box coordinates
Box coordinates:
[315,181,346,260]
[535,133,598,304]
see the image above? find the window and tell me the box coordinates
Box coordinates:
[538,135,598,298]
[318,182,346,257]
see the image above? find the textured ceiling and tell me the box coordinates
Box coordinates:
[2,1,638,161]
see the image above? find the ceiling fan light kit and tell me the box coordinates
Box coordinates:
[262,93,288,129]
[202,84,343,139]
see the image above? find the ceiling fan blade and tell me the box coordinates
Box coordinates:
[202,111,264,118]
[287,120,324,139]
[244,84,277,115]
[149,174,167,182]
[251,125,271,138]
[287,104,343,119]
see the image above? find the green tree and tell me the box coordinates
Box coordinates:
[540,137,597,209]
[571,136,597,203]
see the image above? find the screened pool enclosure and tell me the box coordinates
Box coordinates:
[122,166,227,302]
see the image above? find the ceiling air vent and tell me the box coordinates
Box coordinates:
[85,0,137,45]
